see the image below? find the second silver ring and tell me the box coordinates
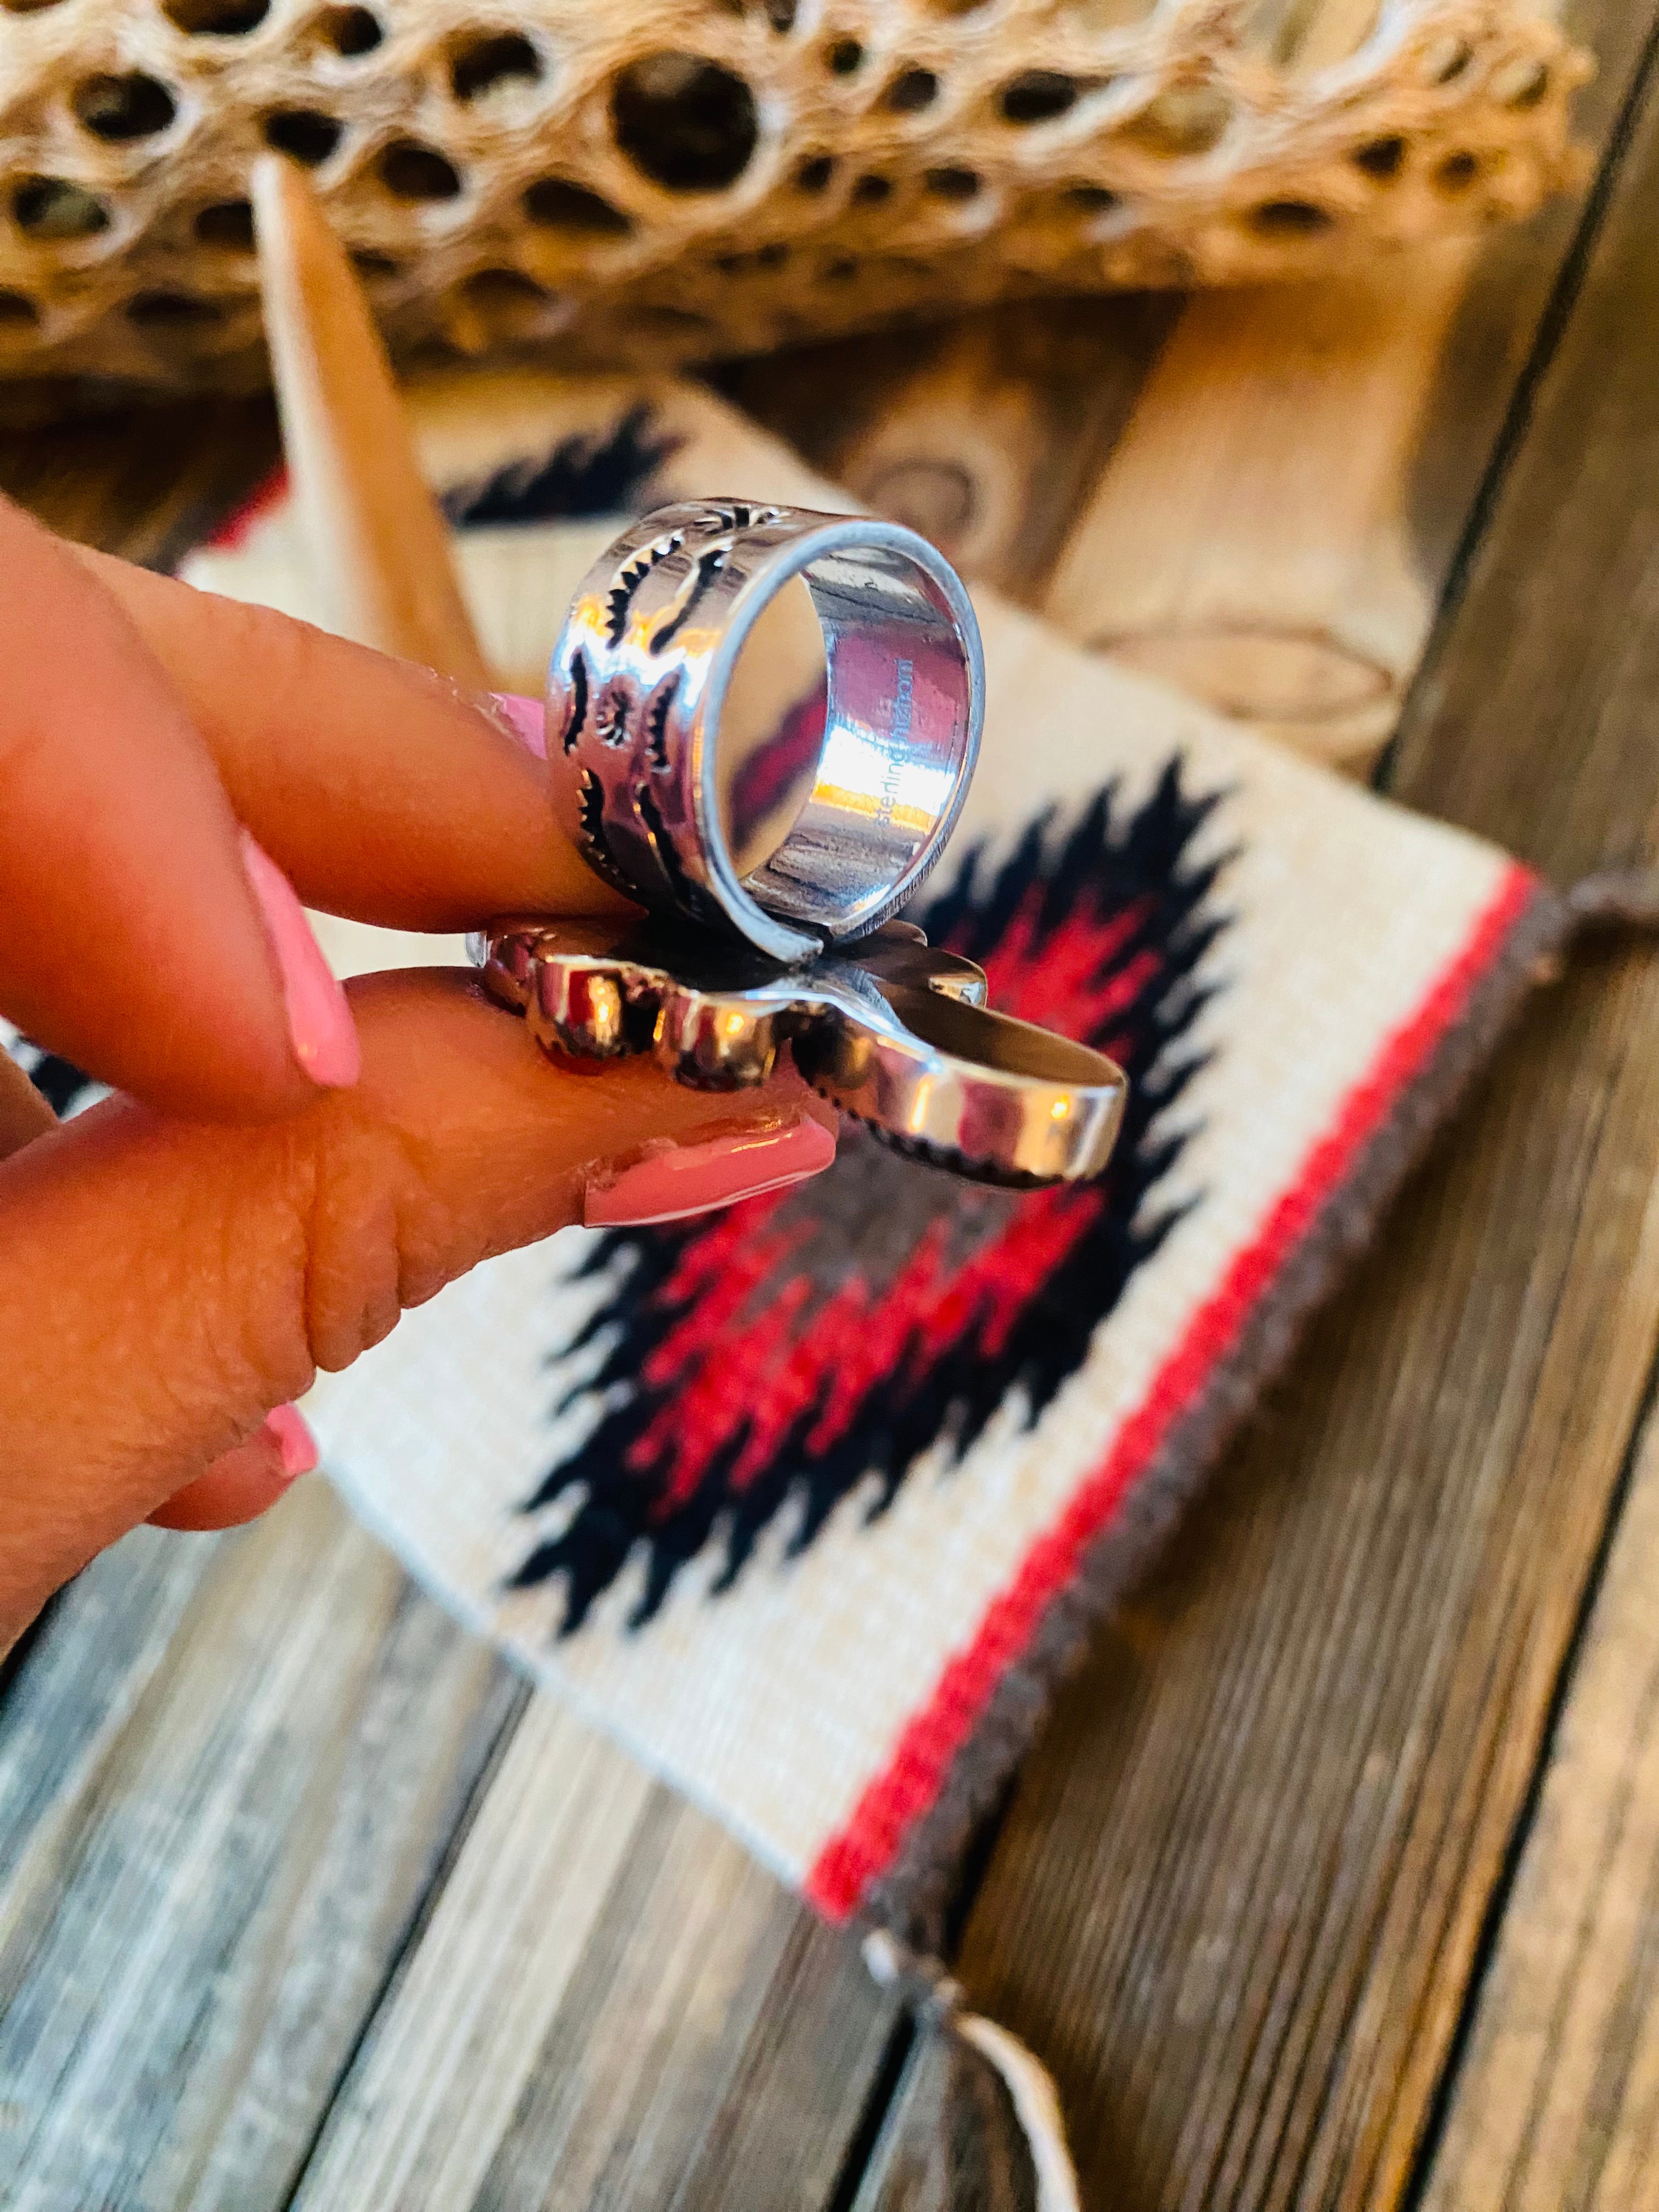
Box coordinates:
[547,500,984,965]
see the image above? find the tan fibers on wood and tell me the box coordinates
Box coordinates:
[0,0,1588,392]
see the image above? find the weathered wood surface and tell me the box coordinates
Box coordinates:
[0,1481,519,2212]
[1421,1395,1659,2212]
[2,7,1658,2198]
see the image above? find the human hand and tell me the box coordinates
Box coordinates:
[0,496,837,1648]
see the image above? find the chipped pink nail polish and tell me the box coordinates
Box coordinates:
[489,691,548,760]
[239,832,361,1090]
[262,1402,319,1481]
[585,1114,837,1228]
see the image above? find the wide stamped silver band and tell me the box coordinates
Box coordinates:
[546,500,984,964]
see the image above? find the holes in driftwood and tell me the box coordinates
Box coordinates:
[612,54,758,192]
[1497,59,1549,109]
[127,289,224,328]
[264,109,342,163]
[460,268,553,335]
[1250,199,1333,235]
[314,5,381,55]
[822,255,859,281]
[524,177,632,234]
[450,30,540,101]
[825,38,863,76]
[884,68,939,114]
[1423,36,1472,83]
[1000,71,1082,124]
[194,198,255,247]
[72,72,177,142]
[0,291,40,326]
[13,177,109,239]
[615,303,717,341]
[925,166,980,201]
[379,140,464,199]
[1120,83,1229,156]
[1353,134,1406,180]
[713,240,789,273]
[162,0,269,32]
[351,247,399,276]
[851,173,893,206]
[1063,183,1120,214]
[793,154,835,191]
[1435,150,1480,191]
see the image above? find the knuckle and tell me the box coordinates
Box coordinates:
[288,1107,468,1376]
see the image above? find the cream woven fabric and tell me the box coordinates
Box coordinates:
[185,372,1554,1933]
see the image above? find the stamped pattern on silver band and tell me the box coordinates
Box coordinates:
[547,500,985,964]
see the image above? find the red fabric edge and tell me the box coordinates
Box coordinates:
[202,465,290,552]
[804,862,1539,1922]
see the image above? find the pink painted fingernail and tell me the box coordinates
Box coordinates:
[262,1402,318,1481]
[488,691,548,760]
[239,832,361,1089]
[585,1114,837,1227]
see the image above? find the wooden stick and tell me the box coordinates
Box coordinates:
[250,154,489,689]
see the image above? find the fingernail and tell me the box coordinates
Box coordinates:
[262,1402,318,1481]
[487,691,548,760]
[239,832,361,1089]
[585,1113,837,1228]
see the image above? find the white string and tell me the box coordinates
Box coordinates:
[955,2010,1082,2212]
[861,1928,1082,2211]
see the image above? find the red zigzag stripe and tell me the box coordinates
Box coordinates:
[804,863,1539,1921]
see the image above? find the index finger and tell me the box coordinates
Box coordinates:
[74,545,630,934]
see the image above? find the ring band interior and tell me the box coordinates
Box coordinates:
[727,542,977,941]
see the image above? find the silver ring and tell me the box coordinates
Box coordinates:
[546,500,984,964]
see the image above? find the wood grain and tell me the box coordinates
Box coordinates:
[1039,243,1482,770]
[851,16,1659,2210]
[0,1480,519,2212]
[715,294,1181,604]
[292,1709,896,2212]
[1420,1393,1659,2212]
[0,393,276,572]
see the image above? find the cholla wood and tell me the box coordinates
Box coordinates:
[0,0,1587,391]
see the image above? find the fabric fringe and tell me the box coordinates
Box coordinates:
[862,1931,1082,2212]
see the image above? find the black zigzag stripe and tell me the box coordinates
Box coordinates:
[511,757,1234,1633]
[440,404,681,529]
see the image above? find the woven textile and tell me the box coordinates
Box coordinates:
[183,370,1556,1934]
[0,0,1587,391]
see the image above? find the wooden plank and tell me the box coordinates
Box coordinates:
[1418,1393,1659,2210]
[290,1715,896,2212]
[0,1479,520,2212]
[848,15,1659,2211]
[715,294,1180,603]
[0,394,275,571]
[1040,242,1483,770]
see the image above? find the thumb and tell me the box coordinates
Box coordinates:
[0,969,837,1638]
